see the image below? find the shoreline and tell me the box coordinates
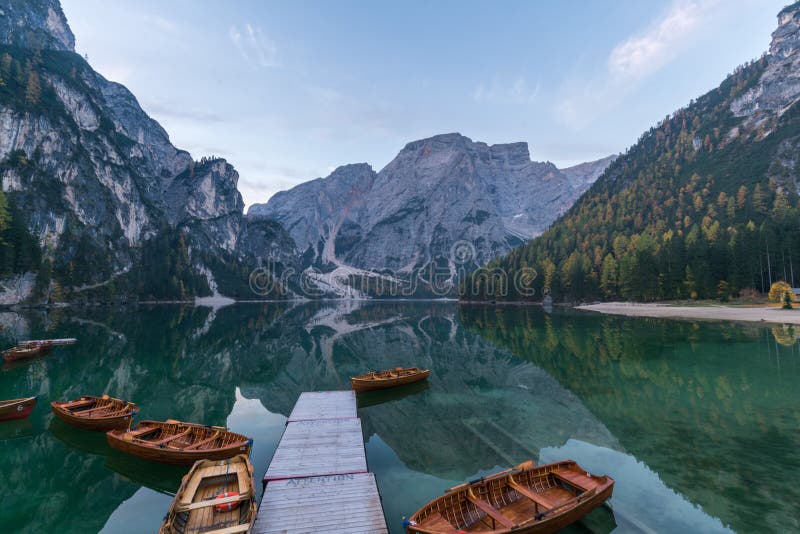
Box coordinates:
[577,302,800,325]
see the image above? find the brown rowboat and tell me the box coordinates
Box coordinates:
[106,420,252,465]
[351,366,430,393]
[2,346,43,362]
[0,396,38,421]
[18,338,77,348]
[158,455,256,534]
[406,460,614,533]
[51,394,138,431]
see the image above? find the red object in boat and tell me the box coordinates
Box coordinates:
[0,396,38,421]
[213,491,241,513]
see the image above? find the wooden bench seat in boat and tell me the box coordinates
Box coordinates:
[184,431,220,450]
[553,470,594,491]
[465,493,516,529]
[508,481,554,510]
[202,525,251,534]
[174,492,251,512]
[72,405,119,416]
[61,399,95,410]
[150,429,191,446]
[179,463,249,505]
[128,426,159,438]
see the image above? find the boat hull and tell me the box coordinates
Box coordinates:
[351,368,430,393]
[51,396,137,431]
[2,347,42,362]
[0,397,38,421]
[106,421,252,465]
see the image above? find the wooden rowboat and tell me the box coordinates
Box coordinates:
[0,396,38,421]
[19,338,77,348]
[351,366,430,393]
[51,394,138,431]
[2,346,43,362]
[406,460,614,533]
[158,455,256,534]
[106,420,252,465]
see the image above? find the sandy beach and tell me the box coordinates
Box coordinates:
[578,302,800,325]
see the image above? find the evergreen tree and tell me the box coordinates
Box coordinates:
[24,71,40,106]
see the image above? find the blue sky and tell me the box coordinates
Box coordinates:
[61,0,786,207]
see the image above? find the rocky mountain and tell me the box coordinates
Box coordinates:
[469,2,800,302]
[249,133,613,289]
[0,0,295,303]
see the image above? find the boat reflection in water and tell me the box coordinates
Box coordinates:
[356,380,430,409]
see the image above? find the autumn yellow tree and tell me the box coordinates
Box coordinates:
[25,71,40,105]
[768,281,793,303]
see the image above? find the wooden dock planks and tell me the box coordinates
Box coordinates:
[263,418,368,480]
[254,390,388,534]
[253,473,387,534]
[287,390,358,422]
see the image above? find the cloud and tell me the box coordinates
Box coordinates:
[150,15,179,33]
[229,24,279,68]
[473,77,540,104]
[608,0,712,81]
[143,100,228,123]
[556,0,717,129]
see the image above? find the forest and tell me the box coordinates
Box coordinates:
[464,56,800,302]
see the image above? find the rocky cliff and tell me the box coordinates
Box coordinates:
[0,0,295,302]
[250,133,613,291]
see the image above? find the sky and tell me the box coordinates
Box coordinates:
[60,0,787,208]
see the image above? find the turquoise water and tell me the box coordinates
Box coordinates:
[0,302,797,533]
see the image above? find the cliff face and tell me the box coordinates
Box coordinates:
[250,133,613,287]
[0,0,75,52]
[0,0,294,301]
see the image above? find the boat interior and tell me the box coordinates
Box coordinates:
[125,422,240,451]
[363,367,422,380]
[169,462,253,534]
[59,397,134,419]
[414,462,603,533]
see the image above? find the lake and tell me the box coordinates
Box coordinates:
[0,302,797,533]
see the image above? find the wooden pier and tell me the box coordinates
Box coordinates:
[253,390,388,534]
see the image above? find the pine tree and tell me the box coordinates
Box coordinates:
[0,53,11,79]
[753,184,766,214]
[600,254,618,298]
[25,71,41,106]
[736,185,748,211]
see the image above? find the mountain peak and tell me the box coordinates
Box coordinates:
[401,132,472,152]
[731,3,800,120]
[399,133,533,164]
[773,1,800,58]
[0,0,75,52]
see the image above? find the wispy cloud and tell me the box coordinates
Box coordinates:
[144,100,228,123]
[229,24,279,68]
[557,0,718,129]
[608,0,711,81]
[149,15,179,33]
[473,78,540,104]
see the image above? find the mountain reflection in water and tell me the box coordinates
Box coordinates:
[0,302,795,533]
